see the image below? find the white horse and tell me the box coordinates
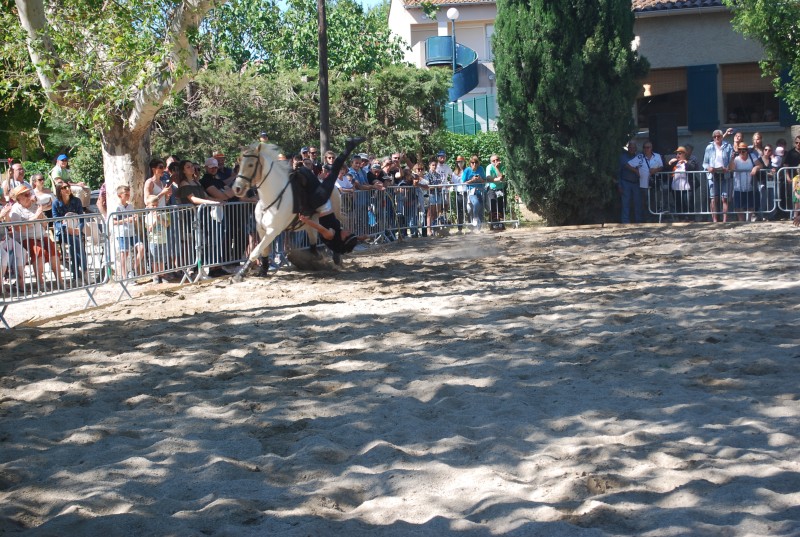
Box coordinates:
[230,142,337,281]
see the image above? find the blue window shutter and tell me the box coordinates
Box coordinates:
[779,69,798,126]
[687,64,719,131]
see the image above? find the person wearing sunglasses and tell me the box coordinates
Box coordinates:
[144,159,172,209]
[31,174,54,219]
[8,184,64,288]
[463,155,487,231]
[728,141,758,221]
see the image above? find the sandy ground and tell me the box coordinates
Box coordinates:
[1,223,800,536]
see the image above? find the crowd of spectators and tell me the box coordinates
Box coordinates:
[0,158,88,294]
[1,135,512,292]
[619,129,798,224]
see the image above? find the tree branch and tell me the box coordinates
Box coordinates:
[128,0,217,138]
[14,0,65,106]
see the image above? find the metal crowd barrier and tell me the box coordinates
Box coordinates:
[649,169,780,223]
[1,187,521,328]
[339,183,520,242]
[1,212,107,328]
[106,204,202,299]
[776,166,799,215]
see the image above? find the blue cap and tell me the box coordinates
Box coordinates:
[57,154,68,161]
[437,150,446,157]
[301,146,310,153]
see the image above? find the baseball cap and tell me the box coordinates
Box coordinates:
[437,150,446,157]
[213,150,225,158]
[205,157,219,168]
[57,154,68,161]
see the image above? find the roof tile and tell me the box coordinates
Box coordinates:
[402,0,726,11]
[632,0,725,12]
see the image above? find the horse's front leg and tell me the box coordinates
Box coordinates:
[233,222,278,282]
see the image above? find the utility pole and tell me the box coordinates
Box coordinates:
[318,0,330,153]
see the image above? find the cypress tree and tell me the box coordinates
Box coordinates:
[494,0,648,225]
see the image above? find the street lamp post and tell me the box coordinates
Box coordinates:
[447,7,460,74]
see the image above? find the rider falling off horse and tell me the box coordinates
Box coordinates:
[296,136,368,256]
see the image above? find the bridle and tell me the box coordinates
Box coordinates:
[235,143,268,191]
[235,143,291,212]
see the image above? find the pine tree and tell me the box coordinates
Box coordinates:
[493,0,648,225]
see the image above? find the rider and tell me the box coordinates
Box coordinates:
[297,136,367,255]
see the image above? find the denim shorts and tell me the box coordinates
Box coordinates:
[709,177,730,199]
[117,235,140,252]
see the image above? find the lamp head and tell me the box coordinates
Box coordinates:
[447,7,460,20]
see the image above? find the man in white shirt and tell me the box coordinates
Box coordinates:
[626,139,663,222]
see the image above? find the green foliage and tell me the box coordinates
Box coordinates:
[152,63,450,162]
[198,0,407,75]
[493,0,648,225]
[19,160,50,178]
[198,0,283,69]
[419,1,439,20]
[431,130,504,165]
[70,142,104,189]
[2,1,190,131]
[723,0,800,117]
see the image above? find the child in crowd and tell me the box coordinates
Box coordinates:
[145,194,171,283]
[113,186,145,279]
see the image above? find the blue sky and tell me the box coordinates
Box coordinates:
[357,0,385,9]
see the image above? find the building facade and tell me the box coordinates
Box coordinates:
[389,0,795,148]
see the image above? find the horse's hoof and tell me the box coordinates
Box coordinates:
[333,252,343,266]
[231,273,244,283]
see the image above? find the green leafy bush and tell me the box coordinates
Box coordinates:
[70,143,104,189]
[430,130,505,165]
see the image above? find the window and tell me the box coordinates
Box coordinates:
[485,24,494,61]
[722,63,778,124]
[636,68,687,129]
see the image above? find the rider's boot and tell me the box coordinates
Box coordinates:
[344,136,366,155]
[256,256,271,276]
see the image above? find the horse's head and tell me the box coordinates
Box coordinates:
[232,144,262,198]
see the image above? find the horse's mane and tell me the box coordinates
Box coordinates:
[241,142,292,180]
[241,142,279,161]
